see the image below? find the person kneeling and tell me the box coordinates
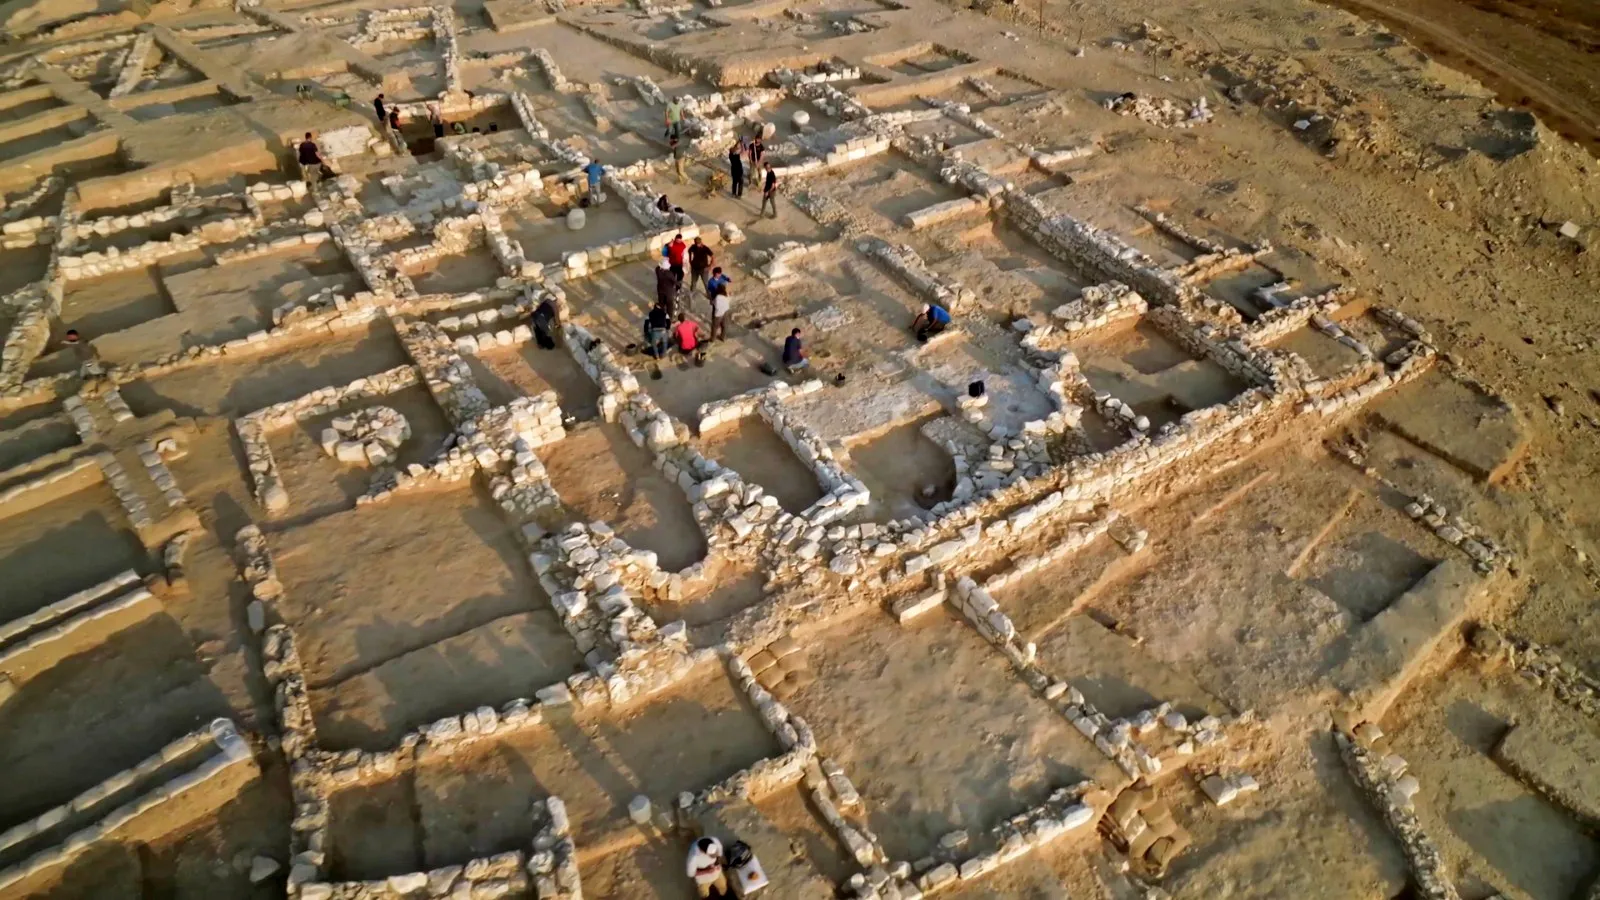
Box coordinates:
[912,302,951,342]
[782,328,809,372]
[674,315,705,362]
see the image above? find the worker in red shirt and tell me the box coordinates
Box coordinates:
[674,314,703,357]
[663,233,688,292]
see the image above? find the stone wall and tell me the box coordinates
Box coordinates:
[1336,723,1458,900]
[1044,281,1148,336]
[236,365,422,512]
[0,444,99,506]
[0,719,257,894]
[0,569,159,684]
[58,196,262,282]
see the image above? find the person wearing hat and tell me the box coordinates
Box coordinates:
[655,258,679,317]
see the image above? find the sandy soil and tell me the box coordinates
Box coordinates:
[408,248,503,295]
[668,563,767,630]
[696,417,825,515]
[267,486,564,714]
[59,266,175,341]
[406,666,775,862]
[1087,450,1421,714]
[1384,664,1600,899]
[26,774,290,900]
[120,321,410,418]
[471,342,603,420]
[315,604,585,750]
[0,616,231,828]
[785,610,1123,862]
[753,785,859,885]
[0,483,149,621]
[841,418,957,521]
[0,413,77,472]
[640,339,774,427]
[268,384,451,521]
[1320,0,1600,154]
[541,420,707,571]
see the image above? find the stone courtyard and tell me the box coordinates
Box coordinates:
[0,0,1595,898]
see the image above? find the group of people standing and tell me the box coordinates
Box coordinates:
[727,133,778,217]
[663,97,779,216]
[375,93,492,141]
[643,233,732,362]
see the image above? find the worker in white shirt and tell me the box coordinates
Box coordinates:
[710,286,730,342]
[686,836,729,898]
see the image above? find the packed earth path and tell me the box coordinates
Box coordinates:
[0,0,1595,898]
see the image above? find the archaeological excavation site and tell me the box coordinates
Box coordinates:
[0,0,1596,896]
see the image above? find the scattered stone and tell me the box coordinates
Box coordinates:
[249,856,281,883]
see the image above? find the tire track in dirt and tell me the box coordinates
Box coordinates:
[1321,0,1600,155]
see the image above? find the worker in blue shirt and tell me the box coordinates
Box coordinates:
[912,302,951,342]
[705,267,730,302]
[583,159,605,203]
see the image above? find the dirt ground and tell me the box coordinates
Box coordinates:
[0,483,149,621]
[540,420,707,572]
[119,321,410,418]
[841,418,957,521]
[1319,0,1600,154]
[784,610,1124,862]
[407,666,776,863]
[696,417,825,515]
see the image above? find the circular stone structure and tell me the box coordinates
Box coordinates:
[567,207,587,230]
[791,110,811,130]
[319,406,411,466]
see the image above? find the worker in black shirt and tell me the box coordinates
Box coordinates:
[760,163,778,218]
[297,132,324,184]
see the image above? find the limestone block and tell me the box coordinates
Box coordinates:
[919,863,958,890]
[388,871,429,893]
[536,683,572,705]
[1199,775,1238,806]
